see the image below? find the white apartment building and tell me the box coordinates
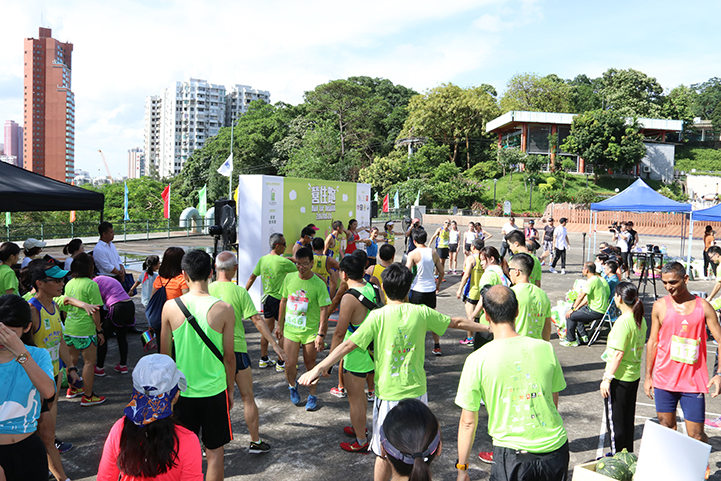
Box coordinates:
[128,147,145,178]
[143,96,161,175]
[225,84,271,125]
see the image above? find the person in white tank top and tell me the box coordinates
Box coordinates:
[405,229,445,355]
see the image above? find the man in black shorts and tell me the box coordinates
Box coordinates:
[406,229,444,355]
[247,233,297,371]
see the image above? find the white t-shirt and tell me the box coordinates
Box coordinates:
[501,222,519,236]
[616,231,629,253]
[553,225,568,250]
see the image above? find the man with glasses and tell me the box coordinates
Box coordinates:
[247,233,297,371]
[277,246,332,411]
[562,262,610,347]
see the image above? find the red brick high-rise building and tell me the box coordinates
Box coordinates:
[23,27,75,183]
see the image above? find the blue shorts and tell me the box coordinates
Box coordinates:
[654,388,706,423]
[235,352,251,372]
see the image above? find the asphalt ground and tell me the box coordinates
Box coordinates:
[43,225,721,480]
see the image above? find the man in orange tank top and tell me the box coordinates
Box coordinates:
[645,262,721,443]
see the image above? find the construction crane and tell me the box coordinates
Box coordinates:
[98,150,114,184]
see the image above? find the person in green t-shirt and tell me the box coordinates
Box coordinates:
[562,262,610,347]
[508,253,552,341]
[455,285,568,480]
[209,251,287,455]
[505,229,542,288]
[600,281,647,454]
[0,242,20,295]
[278,247,332,412]
[246,233,298,370]
[298,262,489,481]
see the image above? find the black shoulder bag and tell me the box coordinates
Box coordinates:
[174,298,224,365]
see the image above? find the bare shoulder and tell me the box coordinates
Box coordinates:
[651,297,667,318]
[209,299,233,318]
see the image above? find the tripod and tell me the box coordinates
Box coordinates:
[635,250,663,300]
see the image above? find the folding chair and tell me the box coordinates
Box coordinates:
[588,302,620,346]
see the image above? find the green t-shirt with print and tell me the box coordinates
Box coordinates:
[529,253,542,286]
[603,311,647,382]
[455,335,567,453]
[512,283,551,340]
[252,254,298,301]
[281,273,331,336]
[350,303,450,401]
[0,264,18,295]
[209,281,258,353]
[63,277,103,336]
[585,275,610,314]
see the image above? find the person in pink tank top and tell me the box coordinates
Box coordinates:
[645,261,721,443]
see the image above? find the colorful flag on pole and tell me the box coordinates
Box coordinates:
[70,179,76,223]
[161,184,171,219]
[198,185,207,216]
[393,191,399,210]
[124,182,130,221]
[382,194,389,213]
[414,190,420,206]
[217,153,233,177]
[5,212,10,225]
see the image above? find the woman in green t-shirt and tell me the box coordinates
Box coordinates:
[0,242,20,295]
[599,281,647,454]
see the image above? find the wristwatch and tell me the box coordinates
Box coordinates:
[317,333,325,338]
[455,459,469,470]
[16,352,29,364]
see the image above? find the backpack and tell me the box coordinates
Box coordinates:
[145,277,170,330]
[345,282,384,312]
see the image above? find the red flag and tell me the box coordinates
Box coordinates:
[382,194,389,213]
[70,179,76,222]
[161,185,170,219]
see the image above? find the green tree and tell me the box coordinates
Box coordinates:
[662,85,697,136]
[600,68,664,117]
[358,148,408,194]
[567,74,602,113]
[692,78,721,131]
[561,109,646,179]
[500,73,573,113]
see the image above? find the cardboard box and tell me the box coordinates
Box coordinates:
[572,460,617,481]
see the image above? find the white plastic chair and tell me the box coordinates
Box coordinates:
[588,302,620,346]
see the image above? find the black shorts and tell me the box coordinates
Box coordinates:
[235,352,251,372]
[410,290,437,309]
[0,432,48,481]
[437,247,449,260]
[174,390,232,450]
[462,296,479,305]
[367,257,377,266]
[344,368,374,378]
[464,243,471,252]
[263,295,281,320]
[449,243,458,253]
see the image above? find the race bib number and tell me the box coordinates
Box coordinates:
[287,290,309,329]
[670,335,700,365]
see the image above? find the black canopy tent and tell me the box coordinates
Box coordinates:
[0,162,104,215]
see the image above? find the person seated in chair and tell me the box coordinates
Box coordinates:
[562,262,610,347]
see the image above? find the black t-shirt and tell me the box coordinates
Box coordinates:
[544,225,554,242]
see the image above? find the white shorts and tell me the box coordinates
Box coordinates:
[370,392,428,456]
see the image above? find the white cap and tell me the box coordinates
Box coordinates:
[24,238,47,250]
[132,354,187,396]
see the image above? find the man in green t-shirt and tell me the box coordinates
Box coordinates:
[455,285,568,480]
[298,263,489,481]
[505,229,542,287]
[278,247,332,412]
[508,253,552,341]
[209,251,287,455]
[563,262,610,347]
[247,233,298,371]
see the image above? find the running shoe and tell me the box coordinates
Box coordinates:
[80,392,106,406]
[366,390,375,402]
[330,386,346,398]
[580,335,589,345]
[561,269,566,275]
[55,438,73,453]
[559,340,579,347]
[259,357,276,369]
[276,361,286,373]
[289,384,301,405]
[66,386,83,399]
[459,337,473,345]
[540,260,546,266]
[478,451,494,464]
[248,440,272,454]
[431,347,442,356]
[344,426,368,437]
[340,440,369,454]
[114,364,128,374]
[549,267,557,273]
[305,394,318,411]
[705,417,721,428]
[94,366,106,377]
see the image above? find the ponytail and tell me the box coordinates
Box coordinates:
[143,255,160,279]
[63,238,83,256]
[409,456,433,481]
[615,281,645,329]
[631,298,644,329]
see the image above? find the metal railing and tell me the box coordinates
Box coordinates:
[2,219,212,243]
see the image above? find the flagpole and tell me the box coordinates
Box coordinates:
[229,118,234,200]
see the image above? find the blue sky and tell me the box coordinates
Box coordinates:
[1,0,720,177]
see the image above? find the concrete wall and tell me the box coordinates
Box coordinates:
[686,174,721,201]
[641,142,674,183]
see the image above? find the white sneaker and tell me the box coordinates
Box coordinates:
[549,267,557,273]
[561,269,566,275]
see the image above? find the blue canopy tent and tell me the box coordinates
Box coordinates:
[686,203,721,270]
[588,179,692,262]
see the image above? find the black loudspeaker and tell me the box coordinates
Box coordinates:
[371,201,378,218]
[214,199,237,251]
